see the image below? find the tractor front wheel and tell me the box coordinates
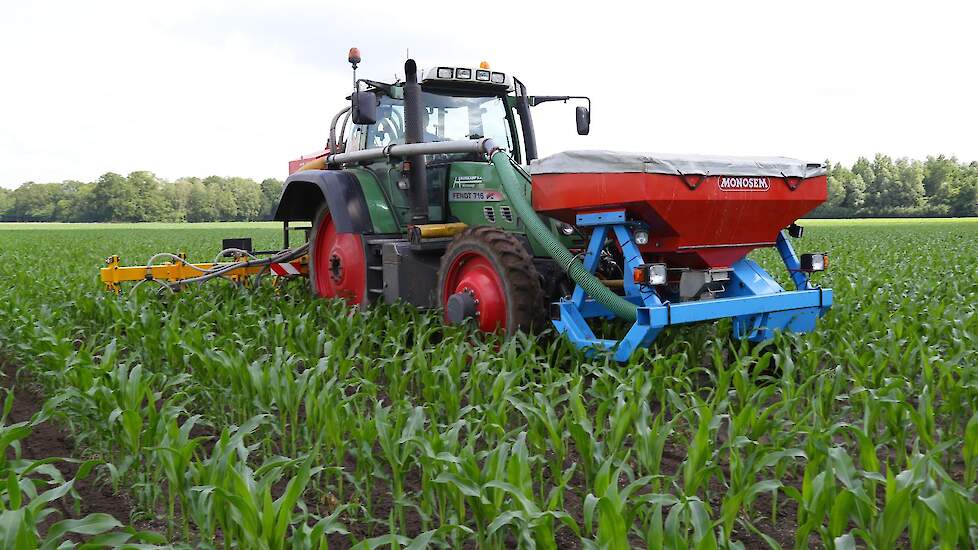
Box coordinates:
[437,227,544,334]
[309,205,367,305]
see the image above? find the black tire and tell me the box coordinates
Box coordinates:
[308,204,329,296]
[437,226,545,334]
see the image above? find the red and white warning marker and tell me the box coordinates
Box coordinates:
[269,261,305,277]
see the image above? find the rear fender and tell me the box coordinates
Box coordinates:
[273,170,371,233]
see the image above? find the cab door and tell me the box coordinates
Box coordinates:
[424,162,450,223]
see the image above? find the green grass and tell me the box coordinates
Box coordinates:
[0,221,284,228]
[803,217,978,226]
[0,220,976,548]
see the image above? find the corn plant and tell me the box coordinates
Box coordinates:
[1,219,978,547]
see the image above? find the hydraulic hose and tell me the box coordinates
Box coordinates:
[489,150,639,322]
[168,243,310,288]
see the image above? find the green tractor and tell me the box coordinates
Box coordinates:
[102,50,831,360]
[275,52,589,333]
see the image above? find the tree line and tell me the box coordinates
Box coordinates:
[0,172,283,223]
[815,154,978,217]
[1,154,976,222]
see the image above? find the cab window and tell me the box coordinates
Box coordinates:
[363,92,515,153]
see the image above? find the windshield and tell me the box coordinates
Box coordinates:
[365,92,514,154]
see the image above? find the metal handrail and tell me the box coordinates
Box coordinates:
[325,138,499,166]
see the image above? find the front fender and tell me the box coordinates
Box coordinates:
[273,170,372,233]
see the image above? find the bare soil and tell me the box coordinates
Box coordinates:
[1,361,156,537]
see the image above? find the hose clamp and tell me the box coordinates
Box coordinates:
[481,138,502,159]
[564,251,583,273]
[382,144,397,164]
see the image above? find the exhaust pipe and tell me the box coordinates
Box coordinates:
[403,59,429,225]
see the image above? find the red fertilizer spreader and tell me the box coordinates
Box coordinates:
[529,150,832,360]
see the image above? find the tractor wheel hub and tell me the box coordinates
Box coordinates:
[329,253,344,282]
[445,290,478,324]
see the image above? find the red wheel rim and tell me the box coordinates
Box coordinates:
[313,212,366,305]
[442,251,506,331]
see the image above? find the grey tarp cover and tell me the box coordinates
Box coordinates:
[528,150,827,178]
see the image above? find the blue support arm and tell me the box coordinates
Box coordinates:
[551,218,833,361]
[775,230,812,290]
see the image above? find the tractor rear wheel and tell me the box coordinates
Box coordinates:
[309,205,367,305]
[437,227,544,334]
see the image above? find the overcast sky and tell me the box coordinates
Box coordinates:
[1,0,975,188]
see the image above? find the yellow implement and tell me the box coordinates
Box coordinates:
[100,254,308,293]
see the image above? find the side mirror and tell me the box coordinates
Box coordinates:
[351,91,377,125]
[575,106,590,135]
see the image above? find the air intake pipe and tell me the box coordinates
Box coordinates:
[403,59,428,225]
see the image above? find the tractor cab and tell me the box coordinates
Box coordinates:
[353,69,520,159]
[305,63,587,234]
[347,66,590,160]
[347,67,527,227]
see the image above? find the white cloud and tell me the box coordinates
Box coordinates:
[1,0,976,187]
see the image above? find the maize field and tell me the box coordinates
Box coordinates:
[0,219,976,549]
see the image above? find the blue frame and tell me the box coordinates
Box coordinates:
[552,211,832,361]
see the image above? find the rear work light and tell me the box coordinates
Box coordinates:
[799,253,828,272]
[633,229,649,245]
[634,263,668,286]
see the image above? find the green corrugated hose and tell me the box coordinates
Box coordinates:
[490,151,638,322]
